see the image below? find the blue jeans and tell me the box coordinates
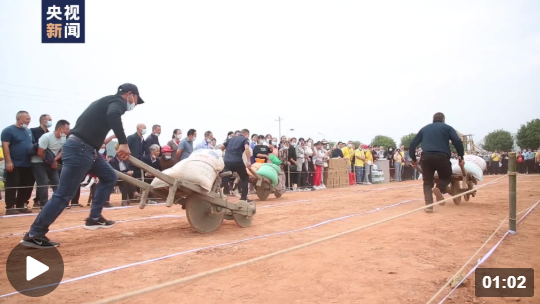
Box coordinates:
[355,166,364,184]
[31,163,60,207]
[395,162,403,181]
[29,138,118,237]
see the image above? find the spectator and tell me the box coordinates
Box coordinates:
[144,124,161,156]
[394,148,403,182]
[176,129,196,162]
[142,144,162,183]
[166,129,182,160]
[354,144,365,185]
[312,142,326,189]
[501,152,509,174]
[253,135,270,163]
[287,138,298,190]
[517,152,525,174]
[525,148,535,174]
[491,150,501,175]
[210,138,217,150]
[31,120,70,209]
[332,142,344,158]
[1,111,34,215]
[249,134,258,164]
[127,124,146,161]
[305,138,315,188]
[342,141,355,172]
[364,145,374,185]
[196,131,213,150]
[159,145,176,171]
[31,114,52,144]
[296,138,307,190]
[387,147,395,168]
[272,136,278,147]
[403,146,412,180]
[109,144,137,206]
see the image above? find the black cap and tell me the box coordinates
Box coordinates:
[117,83,144,104]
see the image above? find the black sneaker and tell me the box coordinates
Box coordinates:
[84,217,115,230]
[5,209,20,215]
[104,202,114,208]
[71,203,83,207]
[20,233,60,249]
[18,208,33,214]
[240,199,254,203]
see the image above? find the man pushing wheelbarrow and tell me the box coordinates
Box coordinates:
[409,112,465,213]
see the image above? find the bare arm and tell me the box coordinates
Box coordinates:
[176,149,183,162]
[244,144,251,161]
[37,147,45,159]
[104,134,116,145]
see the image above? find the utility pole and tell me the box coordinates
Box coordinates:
[275,116,284,139]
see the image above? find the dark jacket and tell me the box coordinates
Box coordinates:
[409,121,464,162]
[109,156,132,173]
[142,155,162,171]
[127,132,145,160]
[144,134,161,156]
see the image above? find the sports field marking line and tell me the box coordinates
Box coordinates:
[431,199,540,304]
[0,197,422,299]
[87,176,505,304]
[0,215,185,237]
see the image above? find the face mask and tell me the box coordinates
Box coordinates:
[308,142,312,147]
[126,95,136,111]
[192,137,197,142]
[99,149,105,154]
[165,155,171,160]
[206,138,212,143]
[19,119,28,129]
[291,143,297,147]
[61,132,67,137]
[326,145,330,149]
[283,145,289,149]
[348,144,353,148]
[176,134,182,139]
[155,132,160,137]
[141,129,147,135]
[46,121,53,128]
[228,135,233,139]
[273,139,278,143]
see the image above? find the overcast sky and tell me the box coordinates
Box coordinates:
[1,0,539,147]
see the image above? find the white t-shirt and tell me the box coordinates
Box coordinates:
[31,132,66,163]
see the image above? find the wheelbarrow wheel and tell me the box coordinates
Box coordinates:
[256,186,270,201]
[232,213,253,228]
[185,196,224,233]
[451,182,462,205]
[274,191,283,199]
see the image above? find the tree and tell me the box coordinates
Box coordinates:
[352,141,363,149]
[400,133,418,148]
[482,129,514,152]
[516,119,540,150]
[370,135,396,149]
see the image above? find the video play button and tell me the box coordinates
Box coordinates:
[26,256,50,281]
[6,243,64,297]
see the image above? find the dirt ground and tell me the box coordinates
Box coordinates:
[0,175,539,304]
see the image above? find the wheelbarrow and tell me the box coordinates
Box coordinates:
[114,156,256,233]
[248,167,285,201]
[416,161,477,205]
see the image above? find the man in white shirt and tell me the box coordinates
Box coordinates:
[31,120,70,209]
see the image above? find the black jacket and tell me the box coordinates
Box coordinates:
[127,132,145,160]
[409,121,464,162]
[109,157,132,173]
[144,134,161,156]
[142,155,162,171]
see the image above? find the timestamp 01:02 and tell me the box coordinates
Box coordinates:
[475,268,534,297]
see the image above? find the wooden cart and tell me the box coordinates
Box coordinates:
[418,163,477,204]
[248,168,285,201]
[115,156,256,233]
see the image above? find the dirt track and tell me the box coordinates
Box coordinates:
[0,175,539,304]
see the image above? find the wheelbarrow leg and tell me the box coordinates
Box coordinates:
[166,180,180,207]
